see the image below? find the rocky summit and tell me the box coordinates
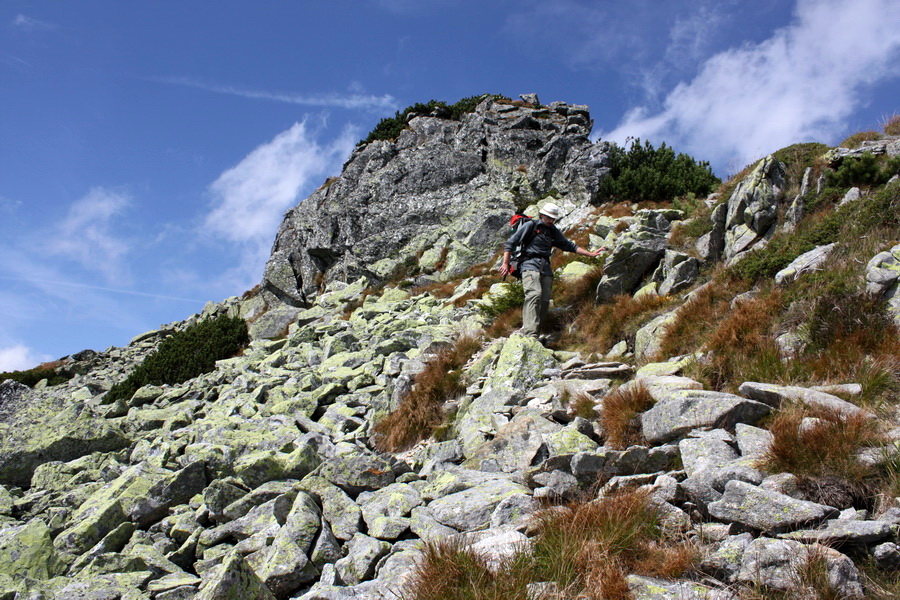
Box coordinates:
[1,95,899,599]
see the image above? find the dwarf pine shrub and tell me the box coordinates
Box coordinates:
[596,138,720,204]
[360,94,509,145]
[826,152,900,188]
[0,366,70,387]
[105,315,249,403]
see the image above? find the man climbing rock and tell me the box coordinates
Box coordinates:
[499,201,604,340]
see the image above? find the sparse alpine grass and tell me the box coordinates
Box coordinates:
[105,315,249,403]
[760,404,886,509]
[404,489,697,600]
[372,334,482,452]
[560,293,672,354]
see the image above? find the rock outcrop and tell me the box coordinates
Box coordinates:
[260,95,610,308]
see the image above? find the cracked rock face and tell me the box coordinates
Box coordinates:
[260,97,610,308]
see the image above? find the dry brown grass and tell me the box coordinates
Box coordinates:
[404,490,697,600]
[561,293,672,354]
[883,113,900,136]
[372,335,482,452]
[600,201,635,218]
[761,404,886,508]
[601,383,654,450]
[839,130,883,149]
[552,265,605,311]
[530,489,698,599]
[692,289,786,391]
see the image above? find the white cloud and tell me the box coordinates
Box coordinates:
[11,14,56,32]
[204,120,358,290]
[43,187,133,283]
[601,0,900,174]
[0,344,51,372]
[156,77,397,113]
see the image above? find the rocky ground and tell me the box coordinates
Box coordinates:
[0,258,897,598]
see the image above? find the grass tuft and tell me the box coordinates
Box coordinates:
[601,383,654,450]
[373,335,482,452]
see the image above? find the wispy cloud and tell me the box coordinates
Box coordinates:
[204,120,358,290]
[601,0,900,175]
[156,77,397,113]
[0,344,51,372]
[11,14,57,32]
[42,187,133,283]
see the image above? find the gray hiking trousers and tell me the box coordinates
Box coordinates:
[521,270,553,337]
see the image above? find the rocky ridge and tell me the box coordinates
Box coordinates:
[1,97,899,599]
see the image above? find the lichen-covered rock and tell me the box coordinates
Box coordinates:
[595,227,668,303]
[333,533,391,586]
[708,481,837,533]
[737,381,874,418]
[196,551,276,600]
[261,98,607,307]
[774,243,835,285]
[736,538,864,598]
[0,518,66,579]
[641,389,771,445]
[723,155,785,260]
[427,478,530,531]
[0,403,131,487]
[249,491,322,597]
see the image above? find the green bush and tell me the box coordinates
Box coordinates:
[826,152,900,189]
[105,315,249,402]
[359,94,509,145]
[0,367,70,387]
[597,139,720,204]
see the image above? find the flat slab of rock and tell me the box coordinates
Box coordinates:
[641,390,771,444]
[427,479,530,531]
[708,480,837,533]
[737,382,874,418]
[563,362,633,379]
[779,519,896,545]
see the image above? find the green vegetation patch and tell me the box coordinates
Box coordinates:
[0,367,70,388]
[597,138,720,205]
[105,315,249,403]
[359,94,509,145]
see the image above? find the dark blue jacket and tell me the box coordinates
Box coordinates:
[504,219,577,276]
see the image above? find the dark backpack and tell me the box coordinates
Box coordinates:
[507,213,542,279]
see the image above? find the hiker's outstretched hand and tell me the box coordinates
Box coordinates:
[498,262,510,277]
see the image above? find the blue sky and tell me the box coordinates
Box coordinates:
[1,0,899,370]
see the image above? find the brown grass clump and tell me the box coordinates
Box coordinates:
[761,404,885,508]
[600,201,634,218]
[530,489,697,598]
[883,113,900,136]
[373,335,482,452]
[839,130,882,149]
[561,293,672,354]
[552,265,605,311]
[403,537,532,600]
[404,488,697,600]
[693,289,786,391]
[601,383,654,450]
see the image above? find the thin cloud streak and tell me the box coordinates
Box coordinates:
[157,77,397,112]
[0,276,204,304]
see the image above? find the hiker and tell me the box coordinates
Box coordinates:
[499,201,605,339]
